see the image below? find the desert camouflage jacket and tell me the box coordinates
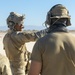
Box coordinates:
[3,28,48,61]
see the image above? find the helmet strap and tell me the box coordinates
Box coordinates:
[51,18,60,26]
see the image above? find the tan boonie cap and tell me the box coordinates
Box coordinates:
[7,12,25,28]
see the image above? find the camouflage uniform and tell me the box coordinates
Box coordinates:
[0,54,12,75]
[30,4,75,75]
[3,12,47,75]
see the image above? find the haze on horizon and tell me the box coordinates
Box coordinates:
[0,0,75,30]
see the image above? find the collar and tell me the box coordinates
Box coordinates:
[47,23,69,33]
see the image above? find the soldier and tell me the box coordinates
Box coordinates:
[0,53,12,75]
[28,4,75,75]
[3,12,47,75]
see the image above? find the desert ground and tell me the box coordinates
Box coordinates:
[0,31,35,56]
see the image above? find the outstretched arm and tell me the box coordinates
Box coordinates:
[35,28,48,39]
[21,28,48,43]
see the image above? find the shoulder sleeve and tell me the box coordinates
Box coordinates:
[11,32,37,44]
[31,39,44,62]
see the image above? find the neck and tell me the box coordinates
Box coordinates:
[47,23,69,33]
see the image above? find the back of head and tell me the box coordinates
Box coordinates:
[6,12,25,29]
[45,4,71,27]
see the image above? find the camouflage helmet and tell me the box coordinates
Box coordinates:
[7,12,25,28]
[45,4,71,26]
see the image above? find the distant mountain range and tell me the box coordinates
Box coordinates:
[0,25,75,31]
[0,25,46,31]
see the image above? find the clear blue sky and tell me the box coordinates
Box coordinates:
[0,0,75,30]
